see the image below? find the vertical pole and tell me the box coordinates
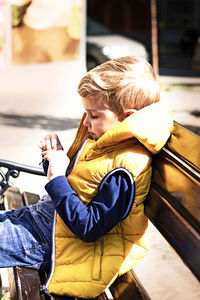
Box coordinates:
[150,0,159,75]
[194,0,199,29]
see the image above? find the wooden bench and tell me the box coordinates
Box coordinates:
[0,122,199,300]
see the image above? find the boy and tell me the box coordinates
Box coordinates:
[0,56,173,298]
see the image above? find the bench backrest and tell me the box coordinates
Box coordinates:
[145,122,200,281]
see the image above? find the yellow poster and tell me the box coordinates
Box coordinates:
[11,0,82,65]
[0,0,7,66]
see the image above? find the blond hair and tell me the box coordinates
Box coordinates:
[78,56,160,115]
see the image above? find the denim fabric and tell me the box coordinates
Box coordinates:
[0,197,53,270]
[29,195,55,242]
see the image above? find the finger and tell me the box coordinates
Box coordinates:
[42,149,53,156]
[38,140,46,150]
[51,134,58,150]
[38,135,50,151]
[42,150,53,162]
[45,136,52,150]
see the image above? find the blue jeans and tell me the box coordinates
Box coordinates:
[0,196,54,270]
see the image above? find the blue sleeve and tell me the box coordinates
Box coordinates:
[45,168,135,242]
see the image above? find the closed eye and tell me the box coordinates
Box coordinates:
[91,114,98,119]
[89,111,99,119]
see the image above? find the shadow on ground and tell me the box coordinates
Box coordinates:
[172,111,200,135]
[0,113,199,135]
[184,125,200,136]
[0,113,80,131]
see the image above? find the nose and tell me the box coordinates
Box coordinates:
[83,114,90,128]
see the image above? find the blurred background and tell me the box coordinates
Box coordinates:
[86,0,200,76]
[0,1,200,299]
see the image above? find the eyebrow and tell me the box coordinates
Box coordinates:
[86,108,101,112]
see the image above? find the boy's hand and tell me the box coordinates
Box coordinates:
[39,134,68,181]
[38,134,63,151]
[42,149,69,181]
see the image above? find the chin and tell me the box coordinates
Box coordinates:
[89,133,98,140]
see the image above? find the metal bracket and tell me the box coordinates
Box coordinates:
[0,159,45,196]
[0,167,19,195]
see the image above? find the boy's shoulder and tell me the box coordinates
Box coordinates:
[113,143,152,176]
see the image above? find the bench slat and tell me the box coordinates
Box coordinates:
[3,188,43,300]
[22,191,40,206]
[151,149,200,230]
[109,270,150,300]
[95,293,109,300]
[145,188,200,281]
[8,267,44,300]
[4,187,24,210]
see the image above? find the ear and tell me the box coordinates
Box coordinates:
[125,109,137,116]
[120,109,137,120]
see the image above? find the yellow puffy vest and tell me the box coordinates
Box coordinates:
[47,101,173,298]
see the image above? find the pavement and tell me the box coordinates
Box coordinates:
[0,60,200,299]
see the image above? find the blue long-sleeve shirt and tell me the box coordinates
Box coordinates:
[45,168,135,242]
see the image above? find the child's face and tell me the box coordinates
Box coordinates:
[82,97,121,140]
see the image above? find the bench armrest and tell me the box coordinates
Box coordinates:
[0,159,45,196]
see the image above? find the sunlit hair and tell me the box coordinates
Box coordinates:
[78,56,160,115]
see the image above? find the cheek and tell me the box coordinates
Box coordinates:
[107,118,120,130]
[97,123,110,137]
[94,121,106,136]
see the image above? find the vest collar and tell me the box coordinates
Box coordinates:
[91,101,173,155]
[68,101,173,161]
